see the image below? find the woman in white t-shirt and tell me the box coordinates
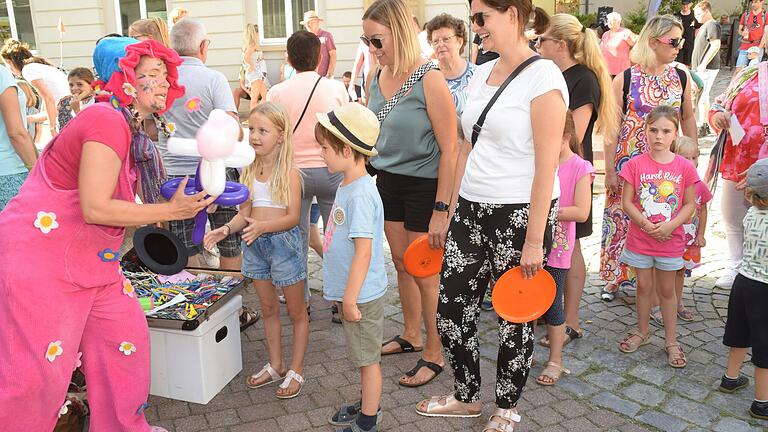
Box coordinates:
[1,40,68,138]
[416,0,567,428]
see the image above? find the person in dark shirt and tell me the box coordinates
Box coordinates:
[676,0,701,66]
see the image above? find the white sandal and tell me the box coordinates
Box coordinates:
[276,369,304,399]
[483,407,521,432]
[246,362,285,389]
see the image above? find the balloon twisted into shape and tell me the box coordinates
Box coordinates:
[160,109,255,244]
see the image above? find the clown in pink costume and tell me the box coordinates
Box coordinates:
[0,38,213,431]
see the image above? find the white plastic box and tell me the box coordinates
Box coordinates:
[148,294,243,404]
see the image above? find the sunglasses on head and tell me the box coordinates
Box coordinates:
[658,37,684,48]
[360,35,384,49]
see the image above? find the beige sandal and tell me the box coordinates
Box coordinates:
[276,370,304,399]
[665,343,687,368]
[246,363,285,389]
[618,330,652,353]
[535,361,570,386]
[483,407,521,432]
[415,394,482,418]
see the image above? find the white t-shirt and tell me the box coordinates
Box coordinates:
[460,58,568,204]
[21,63,70,103]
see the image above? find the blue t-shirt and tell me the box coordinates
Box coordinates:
[322,175,387,303]
[0,66,27,176]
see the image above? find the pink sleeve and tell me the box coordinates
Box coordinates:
[618,159,636,187]
[684,160,702,190]
[695,181,713,204]
[76,105,131,160]
[578,159,596,184]
[326,31,337,51]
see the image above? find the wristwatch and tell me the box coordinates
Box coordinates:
[434,201,449,212]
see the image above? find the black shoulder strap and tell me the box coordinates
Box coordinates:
[471,56,541,146]
[622,67,631,115]
[293,76,323,133]
[375,62,436,123]
[674,67,687,107]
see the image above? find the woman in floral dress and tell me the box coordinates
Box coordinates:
[708,61,768,288]
[600,15,698,300]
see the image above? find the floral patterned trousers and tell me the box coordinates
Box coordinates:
[437,197,557,408]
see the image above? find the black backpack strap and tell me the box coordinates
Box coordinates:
[293,76,323,134]
[471,55,541,146]
[622,67,631,115]
[674,67,687,108]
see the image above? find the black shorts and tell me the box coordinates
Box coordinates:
[723,273,768,368]
[376,170,437,233]
[575,182,593,239]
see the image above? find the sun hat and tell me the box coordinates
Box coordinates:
[746,158,768,198]
[92,37,185,114]
[300,10,323,26]
[747,46,761,55]
[316,103,380,157]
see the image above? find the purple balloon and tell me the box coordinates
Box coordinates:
[160,175,250,244]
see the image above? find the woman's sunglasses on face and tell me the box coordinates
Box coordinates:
[470,11,491,27]
[657,37,684,49]
[360,35,384,49]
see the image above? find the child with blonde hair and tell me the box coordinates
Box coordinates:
[616,106,700,368]
[719,159,768,420]
[205,102,307,399]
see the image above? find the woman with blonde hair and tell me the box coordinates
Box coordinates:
[535,11,619,377]
[600,15,697,301]
[417,0,566,427]
[239,24,268,109]
[362,0,458,389]
[128,17,170,47]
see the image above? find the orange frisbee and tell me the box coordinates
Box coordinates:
[491,266,556,323]
[403,235,443,278]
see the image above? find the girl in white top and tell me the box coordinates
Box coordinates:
[241,24,268,109]
[205,103,307,400]
[417,0,568,428]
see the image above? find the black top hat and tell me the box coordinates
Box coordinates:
[123,226,188,275]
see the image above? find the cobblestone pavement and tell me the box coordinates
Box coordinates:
[144,71,768,431]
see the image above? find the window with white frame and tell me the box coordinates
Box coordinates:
[258,0,316,43]
[115,0,167,36]
[0,0,36,50]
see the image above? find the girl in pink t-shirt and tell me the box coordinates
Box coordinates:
[617,106,700,368]
[536,112,595,386]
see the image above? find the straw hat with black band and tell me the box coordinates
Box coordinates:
[316,103,380,157]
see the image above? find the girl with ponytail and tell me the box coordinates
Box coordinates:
[536,13,618,351]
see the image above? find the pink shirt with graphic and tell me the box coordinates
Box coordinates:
[619,153,701,258]
[547,154,595,269]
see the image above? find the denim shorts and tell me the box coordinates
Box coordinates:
[242,226,306,287]
[620,248,684,272]
[542,266,566,326]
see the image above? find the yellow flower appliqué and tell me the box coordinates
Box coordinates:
[122,279,135,297]
[34,211,59,234]
[119,341,137,356]
[46,340,63,362]
[123,82,137,98]
[166,122,176,136]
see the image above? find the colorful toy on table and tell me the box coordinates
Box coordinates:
[124,270,242,321]
[160,109,255,244]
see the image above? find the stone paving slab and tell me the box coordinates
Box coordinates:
[143,71,768,431]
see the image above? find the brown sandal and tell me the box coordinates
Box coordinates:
[665,343,687,368]
[415,394,482,418]
[618,330,651,353]
[483,407,521,431]
[535,361,570,386]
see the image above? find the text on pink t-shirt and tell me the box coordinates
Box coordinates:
[619,153,701,257]
[547,154,595,269]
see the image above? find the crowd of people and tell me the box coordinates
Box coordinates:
[0,0,767,431]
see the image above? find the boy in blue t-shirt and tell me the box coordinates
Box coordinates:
[314,103,386,432]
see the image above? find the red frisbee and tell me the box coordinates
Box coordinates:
[403,235,443,278]
[491,266,556,323]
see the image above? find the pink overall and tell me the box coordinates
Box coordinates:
[0,128,152,430]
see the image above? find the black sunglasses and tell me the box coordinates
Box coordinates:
[360,35,384,49]
[658,37,685,48]
[470,12,488,27]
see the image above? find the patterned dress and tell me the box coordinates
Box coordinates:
[600,64,683,291]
